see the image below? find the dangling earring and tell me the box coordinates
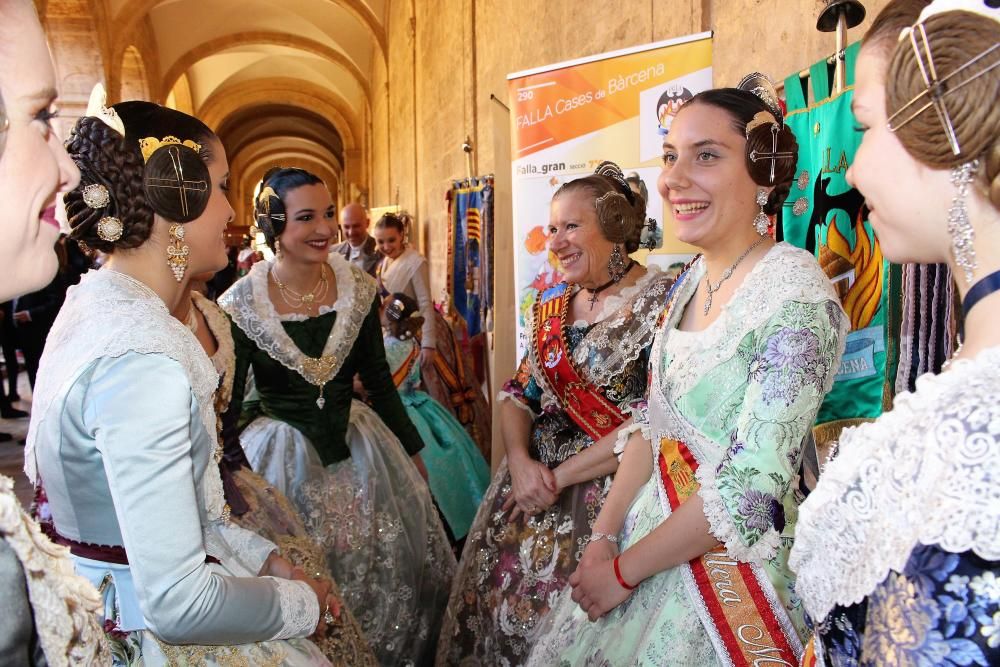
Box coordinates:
[166,224,189,282]
[275,238,283,258]
[948,160,978,284]
[754,189,770,236]
[607,244,627,282]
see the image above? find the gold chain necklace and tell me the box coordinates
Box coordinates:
[271,264,329,313]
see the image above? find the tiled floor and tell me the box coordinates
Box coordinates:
[0,372,33,509]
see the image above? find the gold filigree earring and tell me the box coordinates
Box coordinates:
[167,223,189,282]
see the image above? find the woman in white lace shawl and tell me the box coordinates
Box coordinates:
[26,99,334,665]
[790,2,1000,664]
[526,80,847,666]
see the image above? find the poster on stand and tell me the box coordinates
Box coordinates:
[507,32,713,356]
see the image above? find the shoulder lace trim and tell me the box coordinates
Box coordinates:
[219,253,376,388]
[193,292,235,412]
[526,268,674,404]
[0,476,110,665]
[791,347,1000,623]
[26,269,227,521]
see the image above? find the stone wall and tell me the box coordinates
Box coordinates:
[369,0,891,442]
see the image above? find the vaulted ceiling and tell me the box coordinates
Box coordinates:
[41,0,386,230]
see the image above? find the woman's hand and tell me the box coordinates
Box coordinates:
[569,554,633,622]
[352,374,368,402]
[291,570,339,636]
[578,536,618,571]
[503,454,557,522]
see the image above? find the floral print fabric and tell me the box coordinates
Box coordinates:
[816,544,999,666]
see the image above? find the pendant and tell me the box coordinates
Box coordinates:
[703,290,713,316]
[316,395,326,409]
[588,291,599,310]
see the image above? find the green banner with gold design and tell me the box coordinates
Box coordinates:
[779,42,900,444]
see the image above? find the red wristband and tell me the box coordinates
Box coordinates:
[613,554,636,590]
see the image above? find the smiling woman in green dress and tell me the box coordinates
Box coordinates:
[219,167,454,667]
[526,76,847,666]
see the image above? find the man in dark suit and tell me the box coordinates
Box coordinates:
[330,202,382,276]
[12,272,67,389]
[0,301,20,402]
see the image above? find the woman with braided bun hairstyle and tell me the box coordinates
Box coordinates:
[437,162,675,666]
[25,97,335,665]
[219,167,455,667]
[526,79,847,667]
[791,2,1000,664]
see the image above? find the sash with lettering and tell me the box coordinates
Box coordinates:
[652,267,802,666]
[531,282,625,440]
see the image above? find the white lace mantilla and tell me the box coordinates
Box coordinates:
[648,243,842,563]
[791,347,1000,623]
[0,475,110,665]
[25,269,227,521]
[523,266,673,405]
[219,253,375,390]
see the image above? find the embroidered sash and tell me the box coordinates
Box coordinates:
[659,436,800,666]
[391,340,421,389]
[531,283,625,440]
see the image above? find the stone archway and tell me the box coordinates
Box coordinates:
[119,45,150,102]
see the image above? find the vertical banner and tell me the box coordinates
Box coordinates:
[780,42,900,445]
[507,33,713,356]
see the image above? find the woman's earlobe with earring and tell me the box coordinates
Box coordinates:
[754,188,770,236]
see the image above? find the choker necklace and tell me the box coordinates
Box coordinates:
[961,268,1000,336]
[582,260,636,310]
[704,237,768,315]
[272,263,329,314]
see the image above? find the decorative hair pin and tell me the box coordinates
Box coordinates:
[97,216,123,242]
[256,186,286,222]
[889,17,1000,156]
[85,83,125,137]
[82,183,110,209]
[737,72,783,124]
[139,136,202,164]
[594,160,635,204]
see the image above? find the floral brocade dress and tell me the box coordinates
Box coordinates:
[435,268,673,666]
[527,243,847,666]
[791,348,1000,667]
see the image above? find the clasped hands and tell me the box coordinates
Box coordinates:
[502,454,560,522]
[569,537,633,622]
[261,552,341,638]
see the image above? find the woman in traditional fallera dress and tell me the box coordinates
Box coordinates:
[790,2,1000,664]
[219,167,454,667]
[373,212,493,461]
[380,292,490,542]
[435,162,673,666]
[174,280,377,666]
[26,100,333,665]
[526,79,847,667]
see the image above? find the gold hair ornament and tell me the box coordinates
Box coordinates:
[139,136,202,164]
[82,183,111,209]
[145,145,208,218]
[97,216,123,242]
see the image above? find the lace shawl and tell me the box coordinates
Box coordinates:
[647,243,845,562]
[25,269,226,521]
[218,252,376,386]
[791,347,1000,624]
[193,291,235,411]
[378,247,424,294]
[0,476,110,666]
[511,266,673,412]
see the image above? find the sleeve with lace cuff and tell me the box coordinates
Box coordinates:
[696,299,846,564]
[268,578,319,640]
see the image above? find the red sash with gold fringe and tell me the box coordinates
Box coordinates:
[391,341,420,389]
[659,437,801,666]
[532,283,625,440]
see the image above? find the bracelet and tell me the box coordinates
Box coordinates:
[613,555,637,591]
[588,531,619,545]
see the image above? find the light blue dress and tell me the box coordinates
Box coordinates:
[25,268,326,666]
[384,333,490,539]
